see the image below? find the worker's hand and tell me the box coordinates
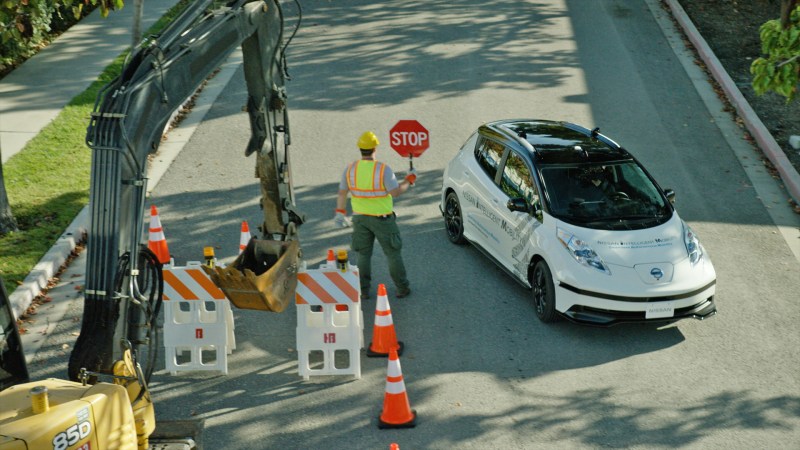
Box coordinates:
[405,168,417,185]
[334,209,351,228]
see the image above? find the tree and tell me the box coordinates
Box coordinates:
[751,0,800,102]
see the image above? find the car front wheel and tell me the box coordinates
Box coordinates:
[444,191,467,244]
[532,260,559,323]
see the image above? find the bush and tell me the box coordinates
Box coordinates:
[0,0,121,73]
[751,5,800,102]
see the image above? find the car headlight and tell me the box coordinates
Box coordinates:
[683,221,704,265]
[557,228,611,275]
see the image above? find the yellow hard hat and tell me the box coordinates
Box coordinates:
[357,131,380,150]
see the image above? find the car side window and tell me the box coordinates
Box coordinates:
[500,151,539,206]
[474,138,505,182]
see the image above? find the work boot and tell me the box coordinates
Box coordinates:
[396,287,411,298]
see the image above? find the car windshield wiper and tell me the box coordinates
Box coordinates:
[555,214,593,224]
[600,214,665,222]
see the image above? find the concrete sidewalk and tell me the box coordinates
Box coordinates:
[0,0,179,325]
[0,0,180,163]
[1,1,245,358]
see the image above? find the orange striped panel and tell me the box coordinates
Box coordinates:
[295,270,360,305]
[163,270,198,301]
[162,267,228,301]
[323,272,359,302]
[297,273,338,304]
[186,268,226,299]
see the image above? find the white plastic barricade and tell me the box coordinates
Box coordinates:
[295,262,363,380]
[163,262,235,375]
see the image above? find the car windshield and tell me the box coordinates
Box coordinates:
[539,161,672,230]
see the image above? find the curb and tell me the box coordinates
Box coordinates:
[664,0,800,205]
[9,208,88,320]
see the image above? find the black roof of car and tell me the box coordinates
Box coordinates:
[481,119,632,164]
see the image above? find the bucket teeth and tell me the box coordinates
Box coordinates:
[202,239,299,312]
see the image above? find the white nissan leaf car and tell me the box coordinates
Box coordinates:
[440,119,717,326]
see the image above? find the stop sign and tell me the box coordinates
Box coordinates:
[389,120,429,158]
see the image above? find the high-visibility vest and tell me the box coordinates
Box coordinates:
[346,160,393,216]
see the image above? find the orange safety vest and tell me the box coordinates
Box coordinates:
[346,160,394,216]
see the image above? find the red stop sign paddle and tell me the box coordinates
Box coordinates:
[390,120,429,169]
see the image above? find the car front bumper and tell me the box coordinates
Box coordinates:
[555,280,717,326]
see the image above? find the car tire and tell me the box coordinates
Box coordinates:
[444,191,467,245]
[532,260,559,323]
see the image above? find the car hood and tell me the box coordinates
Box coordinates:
[570,215,687,268]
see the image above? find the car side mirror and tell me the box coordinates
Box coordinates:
[664,189,676,205]
[507,197,530,213]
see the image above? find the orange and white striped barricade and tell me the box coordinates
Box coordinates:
[295,262,363,380]
[163,262,235,375]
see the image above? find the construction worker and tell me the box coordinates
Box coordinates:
[335,131,417,300]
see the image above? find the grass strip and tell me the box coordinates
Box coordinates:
[0,0,192,295]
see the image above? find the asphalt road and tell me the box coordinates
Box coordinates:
[128,0,800,448]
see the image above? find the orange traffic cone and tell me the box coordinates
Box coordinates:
[378,349,417,429]
[148,205,170,264]
[367,284,404,357]
[239,221,252,255]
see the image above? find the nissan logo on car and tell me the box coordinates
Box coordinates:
[650,267,664,280]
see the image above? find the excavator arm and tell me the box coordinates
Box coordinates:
[69,0,303,381]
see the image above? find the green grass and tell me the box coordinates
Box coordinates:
[0,0,192,295]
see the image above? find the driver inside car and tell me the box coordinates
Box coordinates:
[573,166,617,203]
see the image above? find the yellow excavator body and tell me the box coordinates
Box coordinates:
[0,379,139,450]
[0,349,155,450]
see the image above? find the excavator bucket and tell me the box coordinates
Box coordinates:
[202,239,300,312]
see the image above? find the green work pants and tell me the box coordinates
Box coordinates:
[351,214,409,294]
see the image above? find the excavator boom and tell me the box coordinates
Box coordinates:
[70,0,303,381]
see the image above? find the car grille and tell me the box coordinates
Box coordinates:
[563,297,716,326]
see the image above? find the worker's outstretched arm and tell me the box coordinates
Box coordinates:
[389,169,417,197]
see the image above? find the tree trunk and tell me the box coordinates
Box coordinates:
[0,154,19,235]
[132,0,144,49]
[781,0,798,29]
